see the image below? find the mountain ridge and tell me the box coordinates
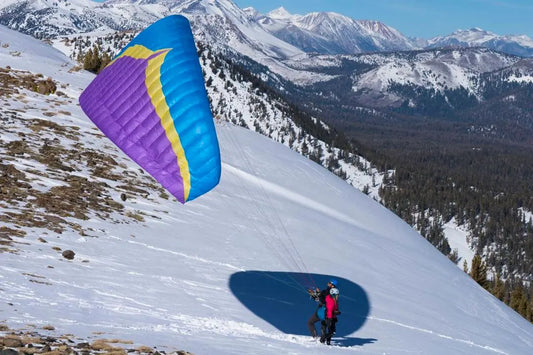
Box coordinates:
[428,27,533,57]
[1,0,533,57]
[258,7,417,55]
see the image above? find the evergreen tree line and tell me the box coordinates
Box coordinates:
[71,32,136,74]
[77,45,112,74]
[377,144,533,324]
[377,144,533,279]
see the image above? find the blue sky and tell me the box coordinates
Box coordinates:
[233,0,533,39]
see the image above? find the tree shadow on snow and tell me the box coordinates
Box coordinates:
[229,271,375,347]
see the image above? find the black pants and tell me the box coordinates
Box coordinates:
[307,311,320,337]
[320,318,337,344]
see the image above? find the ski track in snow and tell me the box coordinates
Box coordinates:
[126,240,245,272]
[223,162,368,232]
[368,316,506,354]
[126,239,308,295]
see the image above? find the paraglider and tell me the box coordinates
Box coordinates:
[79,15,220,203]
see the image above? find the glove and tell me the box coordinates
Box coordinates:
[334,310,341,315]
[308,289,320,302]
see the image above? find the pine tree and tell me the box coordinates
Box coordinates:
[99,52,112,72]
[448,248,459,264]
[89,45,101,73]
[470,254,489,290]
[83,48,94,71]
[509,283,524,312]
[518,293,529,319]
[491,273,505,301]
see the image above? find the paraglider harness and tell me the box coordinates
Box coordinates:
[308,287,341,321]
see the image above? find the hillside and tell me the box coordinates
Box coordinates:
[1,23,533,355]
[2,0,533,324]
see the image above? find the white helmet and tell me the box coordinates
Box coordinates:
[330,288,339,296]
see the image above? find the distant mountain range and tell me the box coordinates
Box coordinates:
[1,1,533,58]
[253,7,533,57]
[247,7,417,55]
[427,27,533,57]
[2,0,532,126]
[0,0,531,127]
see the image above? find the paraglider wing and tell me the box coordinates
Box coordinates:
[79,15,220,203]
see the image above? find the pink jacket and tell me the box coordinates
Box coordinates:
[325,294,338,319]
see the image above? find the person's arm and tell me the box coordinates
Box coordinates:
[307,288,320,302]
[334,299,341,315]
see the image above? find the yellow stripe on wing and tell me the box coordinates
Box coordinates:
[107,45,168,66]
[145,50,191,202]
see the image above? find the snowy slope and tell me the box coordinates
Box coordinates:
[1,25,533,355]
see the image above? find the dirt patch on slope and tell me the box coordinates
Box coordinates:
[0,325,194,355]
[0,67,56,97]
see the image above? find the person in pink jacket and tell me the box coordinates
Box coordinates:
[320,287,340,345]
[307,279,338,339]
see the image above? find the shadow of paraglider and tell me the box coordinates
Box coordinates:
[229,271,373,346]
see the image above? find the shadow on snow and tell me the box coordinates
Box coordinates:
[229,271,375,347]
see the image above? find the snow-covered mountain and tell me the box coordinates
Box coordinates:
[2,0,533,90]
[3,0,533,60]
[1,24,533,354]
[283,47,523,107]
[428,28,533,57]
[0,0,113,38]
[491,58,533,84]
[349,48,520,105]
[0,0,315,83]
[255,7,416,55]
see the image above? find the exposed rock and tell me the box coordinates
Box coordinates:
[61,250,75,260]
[41,344,51,352]
[35,78,56,95]
[2,336,22,347]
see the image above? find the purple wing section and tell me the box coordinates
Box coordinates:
[79,55,185,200]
